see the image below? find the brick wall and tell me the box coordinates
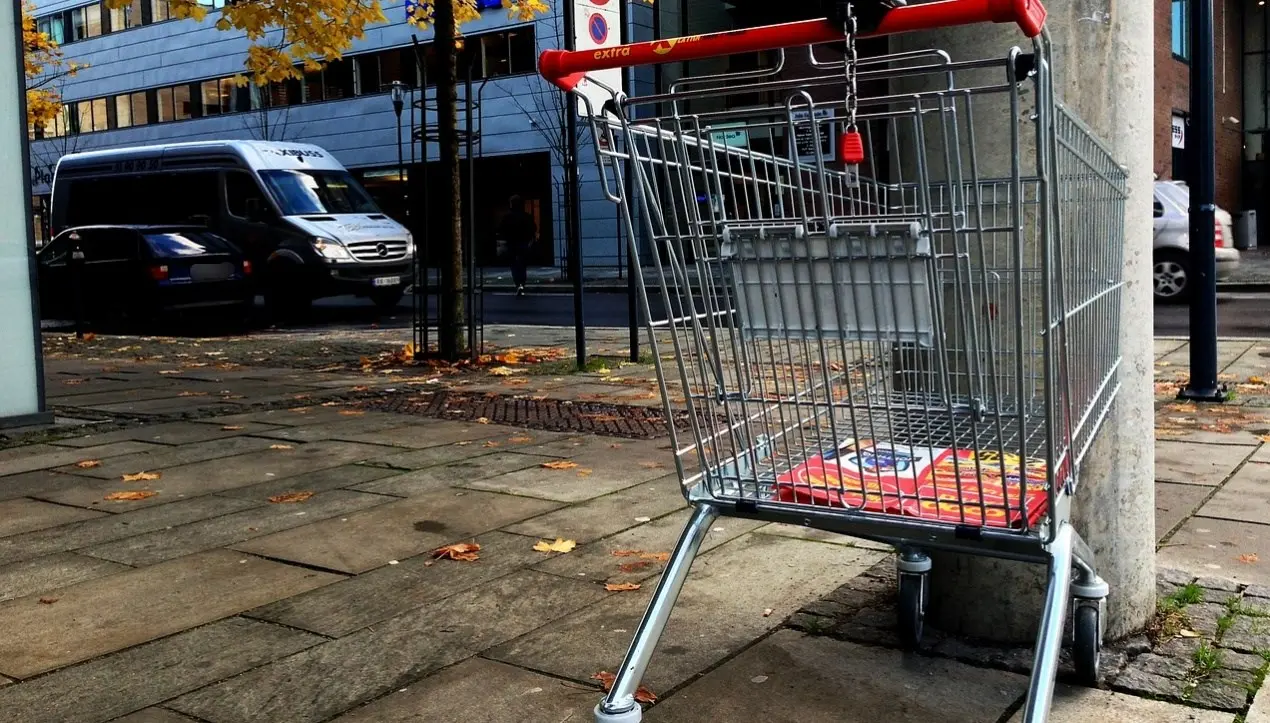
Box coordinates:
[1155,0,1245,211]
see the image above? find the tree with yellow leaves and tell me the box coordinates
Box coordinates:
[23,2,84,130]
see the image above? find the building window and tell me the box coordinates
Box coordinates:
[115,95,132,128]
[303,70,325,103]
[37,15,65,44]
[1172,0,1190,62]
[173,84,193,120]
[156,87,175,122]
[507,27,535,75]
[84,3,103,38]
[201,79,230,115]
[355,54,381,96]
[130,92,150,125]
[150,0,169,23]
[69,7,86,41]
[324,59,355,100]
[91,97,108,131]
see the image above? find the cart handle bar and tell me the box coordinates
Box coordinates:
[539,0,1045,92]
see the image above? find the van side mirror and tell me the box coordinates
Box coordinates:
[1153,200,1164,218]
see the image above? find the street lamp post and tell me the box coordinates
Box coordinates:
[390,81,408,220]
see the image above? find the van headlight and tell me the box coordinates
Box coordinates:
[312,237,352,261]
[404,232,415,257]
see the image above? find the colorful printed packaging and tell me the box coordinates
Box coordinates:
[772,439,1055,528]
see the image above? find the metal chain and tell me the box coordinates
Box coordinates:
[844,1,858,133]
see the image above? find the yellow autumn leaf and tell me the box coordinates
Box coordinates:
[269,444,294,450]
[74,460,101,469]
[268,491,314,503]
[105,490,158,501]
[540,460,578,470]
[604,582,641,592]
[433,542,481,561]
[533,538,577,553]
[121,471,161,482]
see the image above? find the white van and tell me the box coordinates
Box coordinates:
[50,141,413,311]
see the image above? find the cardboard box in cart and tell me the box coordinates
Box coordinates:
[773,439,1058,528]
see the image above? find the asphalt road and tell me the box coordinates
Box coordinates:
[302,290,643,331]
[1153,292,1270,337]
[48,288,1270,339]
[309,289,1270,338]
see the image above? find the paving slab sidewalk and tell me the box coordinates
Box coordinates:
[0,331,1266,722]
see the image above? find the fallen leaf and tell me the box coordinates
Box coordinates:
[455,441,472,446]
[82,332,97,342]
[75,459,101,469]
[508,436,533,443]
[290,407,311,414]
[320,401,342,407]
[1178,629,1201,638]
[640,552,671,562]
[352,385,370,392]
[62,378,85,386]
[1239,553,1260,564]
[178,391,208,397]
[541,460,579,470]
[38,596,58,605]
[1250,376,1266,385]
[338,409,366,417]
[534,538,578,553]
[763,608,774,617]
[639,461,664,469]
[605,582,641,592]
[489,366,523,377]
[433,542,481,561]
[476,417,491,424]
[619,560,653,573]
[577,468,593,476]
[269,444,294,450]
[611,550,643,557]
[105,490,158,501]
[590,672,657,704]
[482,441,500,448]
[268,491,314,503]
[221,425,245,431]
[158,370,181,375]
[121,471,161,482]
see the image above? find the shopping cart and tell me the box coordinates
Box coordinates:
[539,1,1127,721]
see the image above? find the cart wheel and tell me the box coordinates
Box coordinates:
[1072,603,1101,686]
[897,573,926,649]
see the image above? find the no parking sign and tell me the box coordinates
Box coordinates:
[573,0,622,117]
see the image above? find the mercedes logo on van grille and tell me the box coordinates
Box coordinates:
[375,243,388,258]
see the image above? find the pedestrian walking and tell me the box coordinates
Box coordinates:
[499,195,536,297]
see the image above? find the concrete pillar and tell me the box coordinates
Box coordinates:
[888,1,1156,642]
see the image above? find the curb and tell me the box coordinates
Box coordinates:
[1217,282,1270,294]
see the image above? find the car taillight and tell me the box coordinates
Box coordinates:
[149,265,169,281]
[242,260,253,275]
[1214,219,1224,248]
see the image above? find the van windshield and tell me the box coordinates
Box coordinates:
[259,170,380,216]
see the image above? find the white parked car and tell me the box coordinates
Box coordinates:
[1154,180,1240,302]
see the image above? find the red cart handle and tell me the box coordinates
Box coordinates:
[540,0,1045,91]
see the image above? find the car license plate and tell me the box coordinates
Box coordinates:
[373,276,400,288]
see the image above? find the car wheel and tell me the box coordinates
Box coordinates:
[370,289,404,311]
[265,263,311,322]
[1154,250,1191,303]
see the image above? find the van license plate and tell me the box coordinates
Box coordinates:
[373,276,400,288]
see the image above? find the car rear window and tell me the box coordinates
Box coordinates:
[143,232,236,258]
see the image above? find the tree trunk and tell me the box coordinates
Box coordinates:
[435,0,464,360]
